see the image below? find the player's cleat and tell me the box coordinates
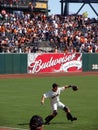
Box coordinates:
[66,112,77,121]
[71,117,77,121]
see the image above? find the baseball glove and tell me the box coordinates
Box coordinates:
[72,85,78,91]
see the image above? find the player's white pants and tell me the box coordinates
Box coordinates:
[51,101,65,111]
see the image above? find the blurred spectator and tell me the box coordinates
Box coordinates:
[29,115,44,130]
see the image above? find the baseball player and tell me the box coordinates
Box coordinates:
[41,83,78,124]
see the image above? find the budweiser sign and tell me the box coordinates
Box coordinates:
[28,53,82,73]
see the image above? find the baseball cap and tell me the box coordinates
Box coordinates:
[52,83,58,88]
[29,115,44,129]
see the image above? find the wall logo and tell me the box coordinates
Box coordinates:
[28,53,82,73]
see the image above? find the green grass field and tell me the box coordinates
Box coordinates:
[0,75,98,130]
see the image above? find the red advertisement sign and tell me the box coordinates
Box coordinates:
[28,53,82,73]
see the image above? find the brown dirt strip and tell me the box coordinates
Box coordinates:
[0,72,98,79]
[0,128,11,130]
[0,128,17,130]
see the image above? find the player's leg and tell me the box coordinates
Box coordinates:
[44,110,58,124]
[58,102,77,121]
[63,106,77,121]
[44,103,58,124]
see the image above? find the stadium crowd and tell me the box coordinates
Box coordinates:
[0,10,98,53]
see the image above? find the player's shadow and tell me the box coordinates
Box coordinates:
[18,121,71,126]
[18,123,29,126]
[50,122,71,125]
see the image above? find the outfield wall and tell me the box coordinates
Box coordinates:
[82,53,98,72]
[0,54,27,74]
[0,53,98,74]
